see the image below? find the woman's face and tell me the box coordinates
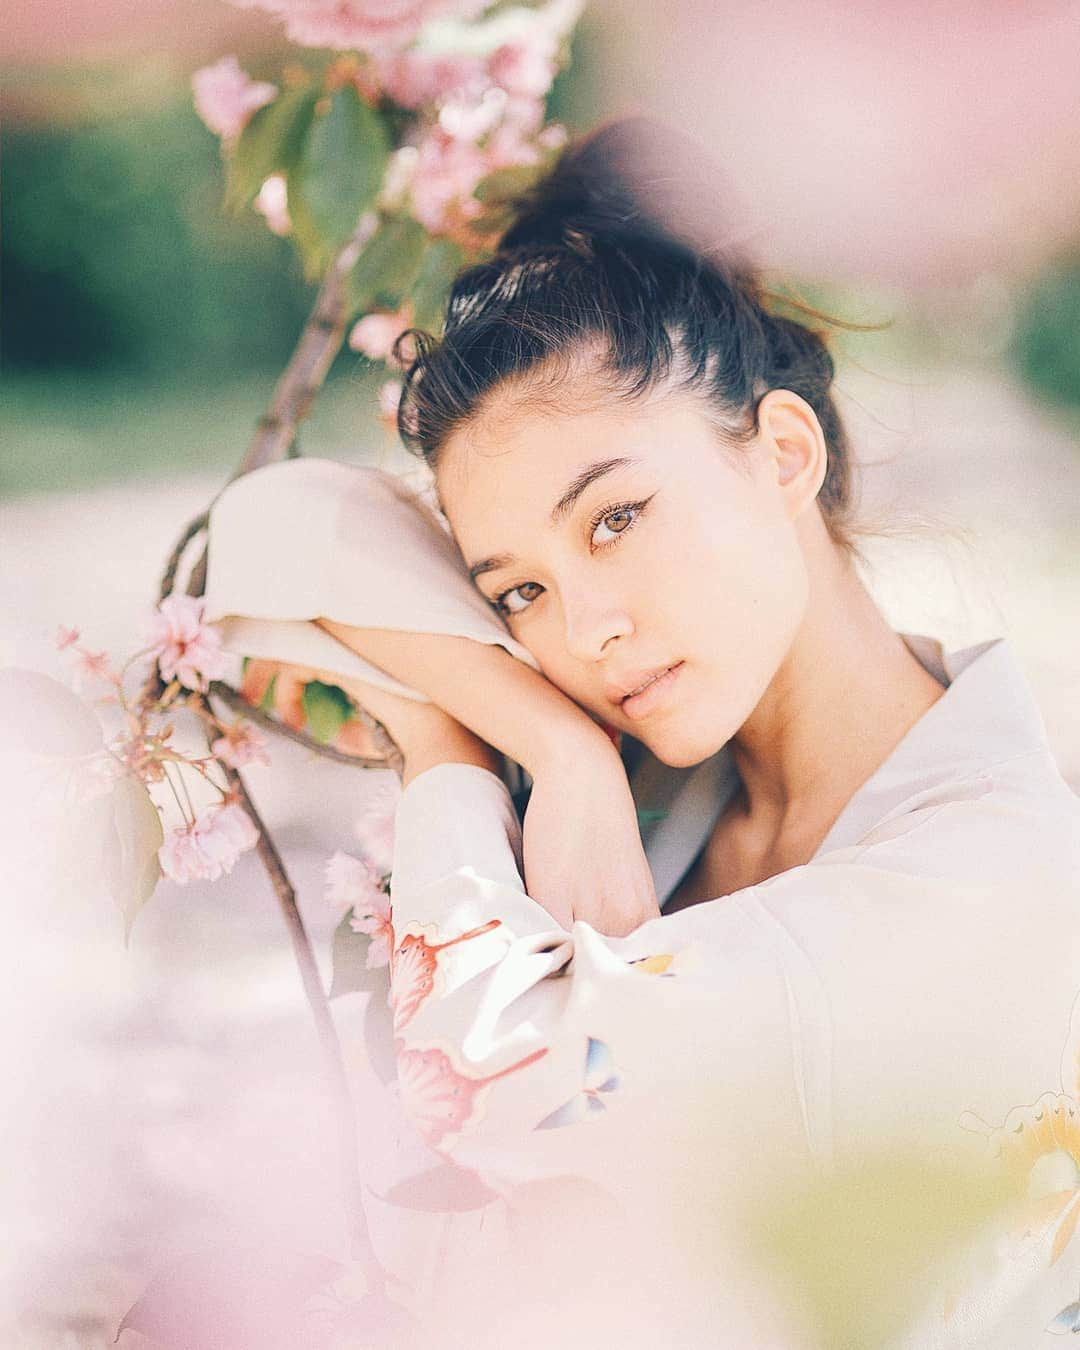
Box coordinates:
[436,381,813,768]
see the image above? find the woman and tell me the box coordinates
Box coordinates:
[204,120,1080,1346]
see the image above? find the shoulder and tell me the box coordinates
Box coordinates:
[841,750,1080,890]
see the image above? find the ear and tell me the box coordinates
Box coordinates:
[755,389,829,520]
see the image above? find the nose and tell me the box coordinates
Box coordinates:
[561,588,634,664]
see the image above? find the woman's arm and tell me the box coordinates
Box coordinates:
[386,759,816,1204]
[313,619,660,935]
[314,618,611,780]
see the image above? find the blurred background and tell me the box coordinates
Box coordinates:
[2,2,1079,1345]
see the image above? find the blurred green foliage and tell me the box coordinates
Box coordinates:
[0,69,400,497]
[3,37,1078,501]
[1010,250,1080,416]
[3,88,314,378]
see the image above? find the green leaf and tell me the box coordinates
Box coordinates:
[467,148,563,240]
[301,679,354,745]
[225,83,319,214]
[472,162,544,207]
[104,775,165,945]
[283,161,330,281]
[408,237,465,332]
[293,86,391,258]
[345,215,428,320]
[328,909,390,999]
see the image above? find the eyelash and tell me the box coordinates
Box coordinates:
[493,496,654,618]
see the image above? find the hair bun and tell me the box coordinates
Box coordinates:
[498,115,753,273]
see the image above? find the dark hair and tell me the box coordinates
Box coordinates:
[395,116,874,561]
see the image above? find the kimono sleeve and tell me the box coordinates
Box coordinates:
[387,761,820,1201]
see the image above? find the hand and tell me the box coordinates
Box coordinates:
[522,741,661,938]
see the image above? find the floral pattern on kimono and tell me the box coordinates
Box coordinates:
[389,918,504,1033]
[948,986,1080,1334]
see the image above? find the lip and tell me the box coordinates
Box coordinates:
[610,661,684,720]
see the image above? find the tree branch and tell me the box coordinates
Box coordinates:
[216,752,387,1291]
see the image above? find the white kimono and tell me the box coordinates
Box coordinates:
[204,458,1080,1349]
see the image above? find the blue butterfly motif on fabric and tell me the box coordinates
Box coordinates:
[534,1037,622,1130]
[1047,1297,1080,1334]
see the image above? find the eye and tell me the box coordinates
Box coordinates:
[492,497,653,619]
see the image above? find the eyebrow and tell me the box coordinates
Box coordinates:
[467,457,641,583]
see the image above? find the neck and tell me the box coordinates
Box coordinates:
[727,524,947,852]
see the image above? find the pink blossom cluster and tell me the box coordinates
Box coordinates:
[54,625,124,698]
[354,775,400,873]
[193,5,573,248]
[211,719,271,769]
[146,594,231,693]
[397,26,566,236]
[159,800,260,883]
[253,173,292,236]
[229,0,492,55]
[322,776,398,966]
[347,303,414,362]
[192,55,278,142]
[55,610,269,897]
[324,849,393,967]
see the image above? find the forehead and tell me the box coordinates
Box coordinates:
[435,381,722,541]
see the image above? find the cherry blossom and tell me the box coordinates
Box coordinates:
[353,775,400,874]
[191,55,278,143]
[159,799,259,883]
[146,594,231,692]
[488,40,558,100]
[409,125,489,233]
[347,304,414,363]
[211,719,271,769]
[253,173,291,236]
[375,49,486,108]
[349,891,393,969]
[324,849,393,967]
[70,647,121,696]
[53,625,81,651]
[325,847,385,908]
[229,0,492,55]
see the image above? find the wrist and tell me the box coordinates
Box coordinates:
[402,725,504,788]
[520,713,623,781]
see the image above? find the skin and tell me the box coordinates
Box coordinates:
[433,371,948,887]
[260,365,947,927]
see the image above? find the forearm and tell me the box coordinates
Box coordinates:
[400,721,504,788]
[315,620,613,777]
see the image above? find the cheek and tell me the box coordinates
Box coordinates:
[667,519,808,674]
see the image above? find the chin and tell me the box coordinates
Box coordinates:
[634,723,726,770]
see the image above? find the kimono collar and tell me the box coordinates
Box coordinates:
[813,632,1052,856]
[638,633,1051,907]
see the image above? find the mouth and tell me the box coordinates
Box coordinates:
[615,661,685,720]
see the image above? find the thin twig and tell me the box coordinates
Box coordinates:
[208,680,405,776]
[184,212,380,599]
[152,213,398,1286]
[218,756,387,1292]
